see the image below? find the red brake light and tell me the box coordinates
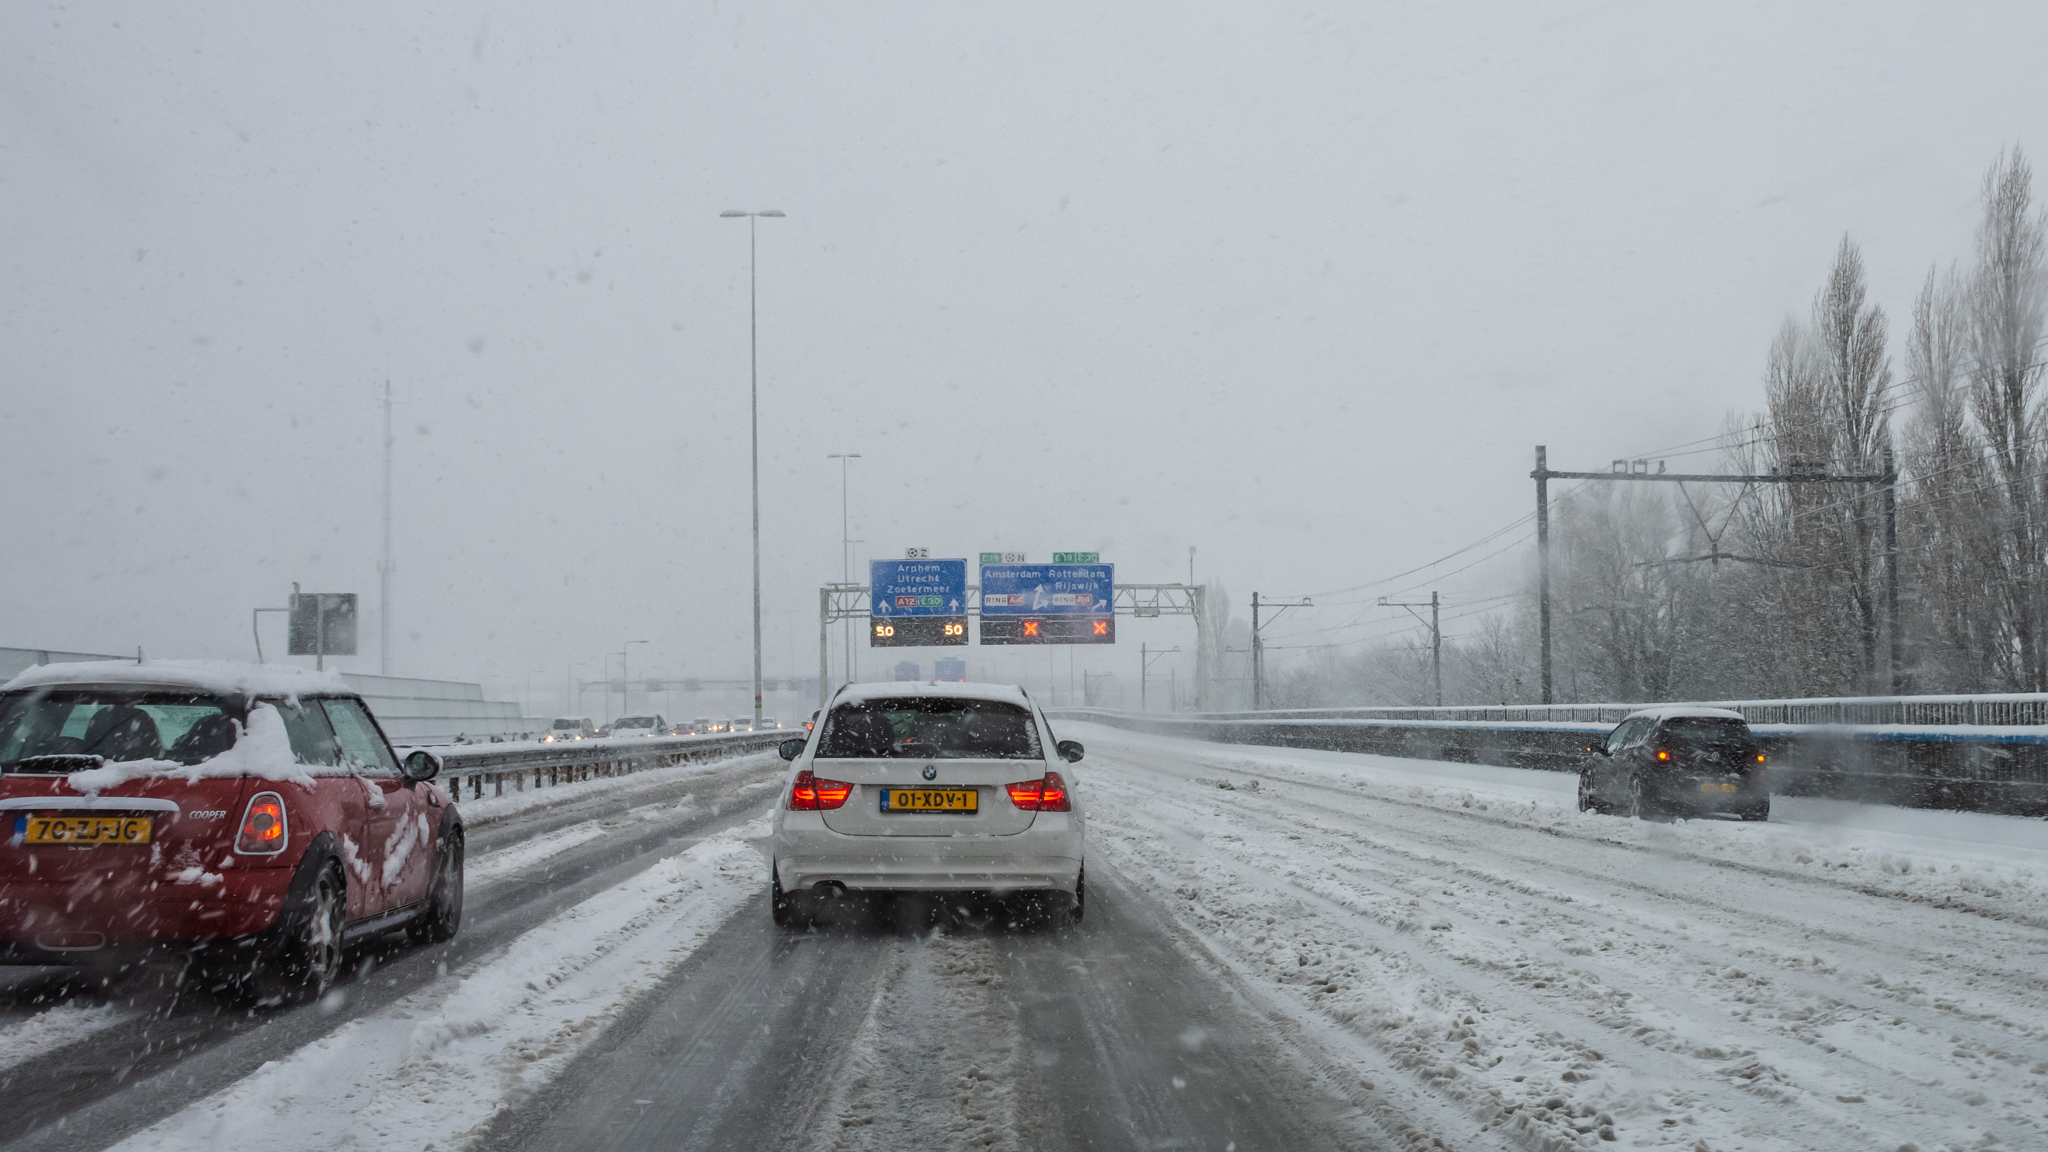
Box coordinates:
[789,770,852,811]
[1656,749,1670,761]
[235,792,288,854]
[1006,771,1071,812]
[1757,753,1767,763]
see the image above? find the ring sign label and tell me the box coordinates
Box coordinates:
[870,558,969,647]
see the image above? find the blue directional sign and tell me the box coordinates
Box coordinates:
[870,559,967,616]
[870,558,969,647]
[979,562,1117,645]
[979,563,1114,614]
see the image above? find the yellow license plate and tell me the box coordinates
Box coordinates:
[22,815,154,846]
[1699,781,1739,794]
[881,789,978,813]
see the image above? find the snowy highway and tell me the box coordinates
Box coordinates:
[4,729,2047,1152]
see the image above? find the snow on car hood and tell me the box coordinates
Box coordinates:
[62,702,321,794]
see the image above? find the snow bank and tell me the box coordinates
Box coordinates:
[107,813,773,1152]
[454,750,781,827]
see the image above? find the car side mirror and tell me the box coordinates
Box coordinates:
[778,738,808,761]
[402,749,442,784]
[1056,739,1084,764]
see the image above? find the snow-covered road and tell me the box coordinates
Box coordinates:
[5,728,2046,1152]
[1076,723,2048,1152]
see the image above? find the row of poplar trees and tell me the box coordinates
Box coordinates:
[1544,148,2048,703]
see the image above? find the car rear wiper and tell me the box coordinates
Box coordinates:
[1,754,106,775]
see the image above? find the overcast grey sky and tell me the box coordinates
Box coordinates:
[6,2,2046,712]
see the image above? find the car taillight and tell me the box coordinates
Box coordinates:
[235,792,289,854]
[1656,749,1670,761]
[1756,754,1767,763]
[788,770,852,811]
[1006,771,1071,812]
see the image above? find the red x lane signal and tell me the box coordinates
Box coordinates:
[1022,620,1040,637]
[1092,620,1109,635]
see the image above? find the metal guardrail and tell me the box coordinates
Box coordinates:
[1051,708,2048,818]
[1201,692,2048,728]
[414,730,789,802]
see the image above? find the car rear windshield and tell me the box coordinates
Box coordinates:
[817,697,1042,759]
[1660,717,1755,749]
[0,689,246,771]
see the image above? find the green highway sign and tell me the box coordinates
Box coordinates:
[1052,552,1099,564]
[981,552,1026,564]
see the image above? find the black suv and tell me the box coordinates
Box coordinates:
[1580,708,1770,822]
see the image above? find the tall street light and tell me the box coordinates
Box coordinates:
[827,452,861,686]
[620,639,650,720]
[721,208,786,731]
[566,662,587,721]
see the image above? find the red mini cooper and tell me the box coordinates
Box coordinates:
[0,661,463,1002]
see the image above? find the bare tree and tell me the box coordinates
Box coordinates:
[1967,148,2048,688]
[1810,236,1894,688]
[1900,265,2006,687]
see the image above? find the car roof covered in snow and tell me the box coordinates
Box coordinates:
[831,681,1034,708]
[1617,705,1750,724]
[1,659,352,698]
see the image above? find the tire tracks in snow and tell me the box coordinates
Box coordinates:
[795,934,1027,1152]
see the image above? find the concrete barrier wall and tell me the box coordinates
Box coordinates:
[0,647,542,746]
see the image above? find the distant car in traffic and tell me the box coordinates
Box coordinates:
[540,717,597,743]
[769,682,1085,930]
[0,661,462,1003]
[699,718,724,734]
[1580,707,1770,822]
[730,717,753,733]
[609,715,668,738]
[762,715,780,730]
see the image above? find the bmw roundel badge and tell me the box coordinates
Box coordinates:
[921,765,937,781]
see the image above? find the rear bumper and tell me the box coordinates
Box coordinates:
[1652,776,1769,815]
[774,813,1083,894]
[777,853,1083,894]
[0,868,291,958]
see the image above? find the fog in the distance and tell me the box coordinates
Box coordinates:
[5,2,2044,708]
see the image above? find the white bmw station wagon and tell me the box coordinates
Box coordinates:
[768,682,1086,929]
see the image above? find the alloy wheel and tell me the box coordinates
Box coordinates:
[306,869,344,992]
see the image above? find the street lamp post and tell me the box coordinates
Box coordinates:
[621,640,649,720]
[827,452,861,684]
[566,662,586,720]
[1142,644,1181,712]
[721,208,786,731]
